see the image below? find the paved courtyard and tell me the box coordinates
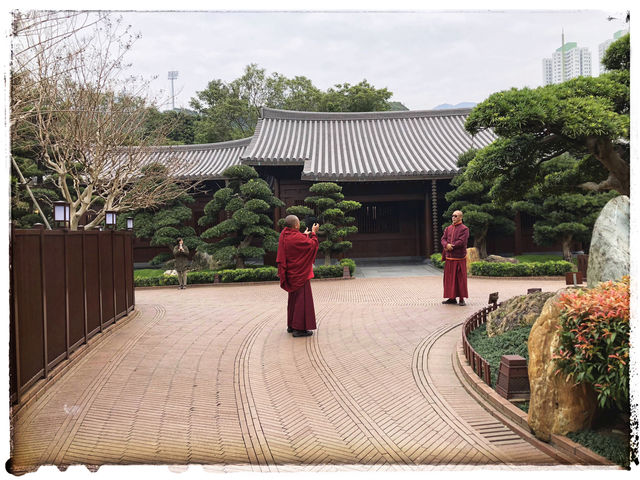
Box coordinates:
[11,274,604,473]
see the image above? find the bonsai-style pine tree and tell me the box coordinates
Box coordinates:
[198,165,284,268]
[120,163,202,263]
[282,182,361,265]
[444,149,514,258]
[510,154,617,261]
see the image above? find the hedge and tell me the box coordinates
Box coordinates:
[430,253,444,268]
[134,261,354,287]
[470,260,574,276]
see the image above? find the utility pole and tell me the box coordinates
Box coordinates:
[168,70,179,110]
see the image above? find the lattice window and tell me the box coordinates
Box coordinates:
[355,202,400,234]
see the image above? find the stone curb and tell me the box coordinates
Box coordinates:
[134,276,354,289]
[453,340,618,467]
[11,310,140,417]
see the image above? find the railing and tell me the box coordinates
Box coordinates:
[461,302,501,386]
[9,225,135,406]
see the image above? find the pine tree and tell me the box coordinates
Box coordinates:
[198,165,284,269]
[282,182,361,265]
[444,149,514,258]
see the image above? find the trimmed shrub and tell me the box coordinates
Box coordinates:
[134,263,349,287]
[554,277,630,410]
[339,258,356,275]
[430,253,445,268]
[470,260,573,276]
[313,265,343,278]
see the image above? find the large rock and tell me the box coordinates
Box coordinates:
[466,247,480,273]
[485,254,518,264]
[587,195,630,288]
[486,291,555,337]
[527,291,597,441]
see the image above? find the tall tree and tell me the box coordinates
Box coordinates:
[11,12,193,230]
[464,33,630,199]
[190,66,397,142]
[198,165,284,269]
[443,150,514,258]
[320,80,392,112]
[510,154,617,261]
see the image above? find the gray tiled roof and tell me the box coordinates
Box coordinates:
[138,138,250,179]
[240,107,496,181]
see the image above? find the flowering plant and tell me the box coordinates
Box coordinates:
[553,277,630,409]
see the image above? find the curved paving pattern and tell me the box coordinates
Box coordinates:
[11,276,589,472]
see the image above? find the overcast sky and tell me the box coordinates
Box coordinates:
[111,7,631,112]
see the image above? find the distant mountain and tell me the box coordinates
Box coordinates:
[433,102,477,110]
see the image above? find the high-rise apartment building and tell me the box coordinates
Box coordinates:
[598,29,629,73]
[542,41,592,85]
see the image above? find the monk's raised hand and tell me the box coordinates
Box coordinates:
[303,228,310,235]
[312,223,320,234]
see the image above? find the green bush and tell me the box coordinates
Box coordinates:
[134,262,349,287]
[313,265,344,278]
[470,260,573,276]
[430,253,444,268]
[554,277,630,410]
[339,258,356,275]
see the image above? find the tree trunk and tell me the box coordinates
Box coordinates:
[474,228,488,259]
[324,252,331,266]
[236,256,245,269]
[584,136,630,196]
[562,235,573,262]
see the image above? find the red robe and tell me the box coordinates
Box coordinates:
[276,228,319,331]
[441,222,469,299]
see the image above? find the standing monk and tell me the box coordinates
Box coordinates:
[441,210,469,306]
[276,215,320,337]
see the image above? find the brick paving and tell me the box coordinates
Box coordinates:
[11,275,601,472]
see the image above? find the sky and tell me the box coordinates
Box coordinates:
[107,6,631,112]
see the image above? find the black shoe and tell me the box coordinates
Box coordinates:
[287,327,293,333]
[458,300,466,306]
[442,299,457,304]
[292,329,313,337]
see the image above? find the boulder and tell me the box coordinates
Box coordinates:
[527,291,597,441]
[587,195,630,288]
[466,247,481,273]
[486,291,555,337]
[485,254,518,264]
[163,269,177,276]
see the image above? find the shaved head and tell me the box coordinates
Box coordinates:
[285,215,300,229]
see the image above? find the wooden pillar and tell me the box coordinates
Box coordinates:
[425,188,433,256]
[432,180,439,253]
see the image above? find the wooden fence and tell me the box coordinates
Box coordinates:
[9,225,135,406]
[461,303,501,386]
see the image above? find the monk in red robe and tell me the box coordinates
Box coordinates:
[441,210,469,306]
[276,215,320,337]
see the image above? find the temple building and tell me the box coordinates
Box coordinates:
[133,107,552,263]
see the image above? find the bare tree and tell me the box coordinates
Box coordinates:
[11,11,194,230]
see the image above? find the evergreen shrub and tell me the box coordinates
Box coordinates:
[554,277,630,410]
